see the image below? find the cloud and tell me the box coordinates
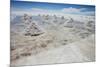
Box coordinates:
[12,8,63,16]
[31,8,58,13]
[12,7,67,15]
[11,7,95,16]
[31,8,46,12]
[62,7,86,13]
[61,7,94,16]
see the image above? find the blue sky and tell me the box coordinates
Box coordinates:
[11,0,95,16]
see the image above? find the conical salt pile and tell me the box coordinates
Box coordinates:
[22,14,44,36]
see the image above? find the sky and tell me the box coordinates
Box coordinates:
[11,0,95,16]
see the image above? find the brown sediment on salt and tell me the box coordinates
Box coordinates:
[10,32,55,62]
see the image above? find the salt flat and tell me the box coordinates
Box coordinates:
[11,34,95,66]
[10,14,95,66]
